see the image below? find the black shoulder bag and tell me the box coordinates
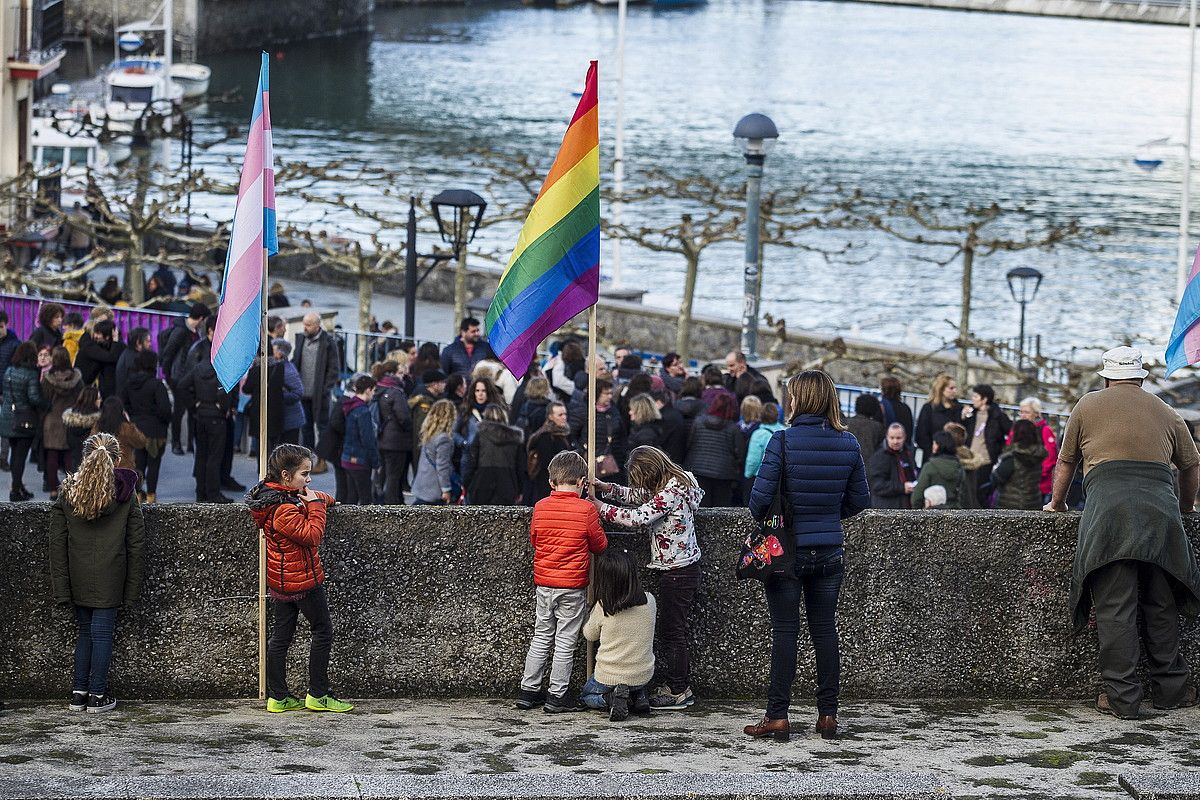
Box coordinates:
[736,431,795,582]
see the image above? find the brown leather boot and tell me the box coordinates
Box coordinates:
[743,716,790,742]
[816,714,838,740]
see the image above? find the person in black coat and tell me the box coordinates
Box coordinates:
[654,389,688,465]
[159,304,210,454]
[27,303,64,352]
[914,374,962,464]
[293,313,341,456]
[879,376,914,445]
[123,350,172,502]
[525,402,574,506]
[75,320,125,399]
[626,394,665,451]
[867,423,918,509]
[114,327,151,393]
[516,377,553,441]
[375,368,413,504]
[844,395,885,463]
[175,327,233,503]
[685,393,746,507]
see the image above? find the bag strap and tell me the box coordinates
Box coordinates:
[775,430,794,526]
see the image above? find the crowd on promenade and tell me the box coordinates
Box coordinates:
[0,280,1077,511]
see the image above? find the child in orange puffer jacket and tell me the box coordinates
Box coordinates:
[515,450,607,714]
[246,444,351,714]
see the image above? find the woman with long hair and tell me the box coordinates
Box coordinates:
[914,373,961,463]
[93,396,146,472]
[410,399,457,505]
[991,418,1049,510]
[0,341,48,501]
[580,548,657,720]
[463,404,524,505]
[41,346,82,500]
[48,432,145,714]
[526,402,574,506]
[455,375,506,447]
[592,445,704,711]
[64,385,102,472]
[744,370,870,742]
[685,391,745,507]
[410,342,441,388]
[626,393,664,451]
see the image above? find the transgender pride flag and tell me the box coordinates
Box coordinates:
[212,52,278,392]
[1167,246,1200,376]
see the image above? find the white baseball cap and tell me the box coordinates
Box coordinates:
[1097,346,1149,380]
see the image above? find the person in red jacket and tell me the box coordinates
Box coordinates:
[247,444,352,714]
[515,450,607,713]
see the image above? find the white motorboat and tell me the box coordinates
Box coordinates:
[169,62,211,99]
[89,60,184,134]
[30,115,111,206]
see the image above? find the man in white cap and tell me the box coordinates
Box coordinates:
[1045,345,1200,718]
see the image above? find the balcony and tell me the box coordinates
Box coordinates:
[7,0,65,81]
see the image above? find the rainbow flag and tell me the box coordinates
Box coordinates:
[212,52,278,392]
[486,61,599,379]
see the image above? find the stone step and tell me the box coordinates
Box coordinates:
[1121,772,1200,800]
[0,773,951,800]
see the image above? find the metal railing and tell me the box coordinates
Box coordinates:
[331,329,445,377]
[0,291,184,346]
[835,382,1070,437]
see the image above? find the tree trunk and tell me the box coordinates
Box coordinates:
[126,157,151,306]
[453,209,471,337]
[956,231,976,390]
[677,252,699,364]
[357,274,373,372]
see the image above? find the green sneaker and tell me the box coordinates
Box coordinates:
[305,693,354,713]
[266,696,305,713]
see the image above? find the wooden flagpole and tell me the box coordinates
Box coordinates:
[258,248,269,700]
[585,304,598,679]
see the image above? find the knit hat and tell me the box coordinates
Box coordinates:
[422,369,447,385]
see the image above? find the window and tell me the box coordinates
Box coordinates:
[40,147,64,168]
[110,85,153,104]
[68,148,90,167]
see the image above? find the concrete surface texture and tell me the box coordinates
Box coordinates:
[4,506,1200,701]
[2,699,1198,799]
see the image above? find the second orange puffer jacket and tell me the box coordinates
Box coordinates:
[530,489,607,589]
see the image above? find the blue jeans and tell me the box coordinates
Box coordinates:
[73,606,118,695]
[764,545,844,719]
[581,676,647,709]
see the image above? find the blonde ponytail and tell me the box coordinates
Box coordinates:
[61,433,120,520]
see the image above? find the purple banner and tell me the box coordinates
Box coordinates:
[0,293,185,347]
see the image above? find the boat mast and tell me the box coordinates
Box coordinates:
[612,0,627,288]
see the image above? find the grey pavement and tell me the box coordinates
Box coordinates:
[1,699,1198,799]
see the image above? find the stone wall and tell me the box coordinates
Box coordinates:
[4,505,1197,700]
[68,0,374,54]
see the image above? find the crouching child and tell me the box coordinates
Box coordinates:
[581,548,657,721]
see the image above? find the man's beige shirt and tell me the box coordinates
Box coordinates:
[1058,383,1200,475]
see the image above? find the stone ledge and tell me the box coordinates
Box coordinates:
[0,773,950,800]
[1121,773,1200,800]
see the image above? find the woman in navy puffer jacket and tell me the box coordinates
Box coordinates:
[743,370,870,743]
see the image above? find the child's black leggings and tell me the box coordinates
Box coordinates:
[266,584,333,700]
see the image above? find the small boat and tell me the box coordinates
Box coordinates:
[30,115,111,206]
[89,60,184,133]
[169,62,211,99]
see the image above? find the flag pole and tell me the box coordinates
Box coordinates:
[258,247,269,700]
[586,304,598,679]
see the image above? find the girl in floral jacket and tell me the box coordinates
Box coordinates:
[592,445,704,712]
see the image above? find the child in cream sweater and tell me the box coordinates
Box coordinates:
[581,548,657,721]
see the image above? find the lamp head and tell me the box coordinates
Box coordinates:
[734,113,779,163]
[430,189,487,257]
[1005,266,1044,304]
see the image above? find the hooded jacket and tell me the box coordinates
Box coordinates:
[532,489,607,588]
[597,476,704,570]
[123,370,172,440]
[340,395,380,471]
[686,414,746,480]
[247,481,335,594]
[0,365,46,438]
[48,468,144,608]
[375,374,412,452]
[992,442,1049,510]
[912,453,964,509]
[463,420,524,505]
[41,367,82,450]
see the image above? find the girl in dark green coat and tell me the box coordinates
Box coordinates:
[0,341,47,501]
[48,432,145,714]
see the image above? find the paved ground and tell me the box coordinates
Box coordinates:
[1,699,1196,799]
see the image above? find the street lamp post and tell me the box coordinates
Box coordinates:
[403,191,486,339]
[1005,266,1044,373]
[733,113,779,360]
